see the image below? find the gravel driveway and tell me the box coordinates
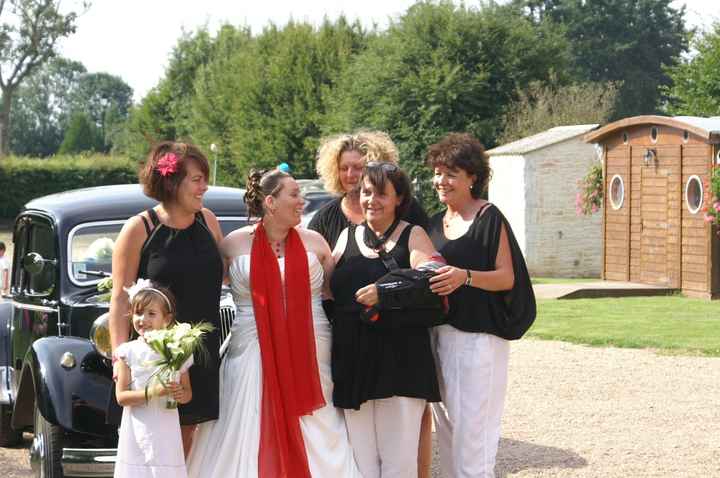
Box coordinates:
[2,339,718,477]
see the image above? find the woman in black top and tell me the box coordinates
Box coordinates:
[425,133,535,478]
[330,162,442,478]
[309,131,428,249]
[109,141,224,456]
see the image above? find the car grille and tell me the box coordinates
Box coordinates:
[219,305,235,344]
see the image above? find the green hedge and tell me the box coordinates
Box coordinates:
[0,155,138,219]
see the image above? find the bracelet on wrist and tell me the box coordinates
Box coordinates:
[144,384,149,404]
[464,269,472,286]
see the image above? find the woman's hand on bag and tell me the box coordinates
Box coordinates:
[429,266,466,296]
[355,284,379,307]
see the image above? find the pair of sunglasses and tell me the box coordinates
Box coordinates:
[365,161,399,172]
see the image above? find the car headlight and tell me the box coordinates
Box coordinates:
[90,312,112,359]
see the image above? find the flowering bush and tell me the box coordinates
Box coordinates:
[702,167,720,231]
[576,164,603,215]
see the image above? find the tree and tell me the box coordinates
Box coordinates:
[9,56,86,156]
[664,23,720,116]
[323,1,569,205]
[58,111,102,154]
[499,79,619,144]
[69,72,133,151]
[0,0,87,158]
[512,0,689,118]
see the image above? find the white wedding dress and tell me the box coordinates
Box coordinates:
[186,252,361,477]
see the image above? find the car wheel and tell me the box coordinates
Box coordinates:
[0,403,21,446]
[30,404,63,478]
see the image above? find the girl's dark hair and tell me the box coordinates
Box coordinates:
[425,133,491,199]
[139,141,210,203]
[244,169,292,217]
[130,284,176,323]
[361,162,412,218]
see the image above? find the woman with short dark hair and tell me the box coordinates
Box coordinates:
[426,133,535,478]
[109,141,224,456]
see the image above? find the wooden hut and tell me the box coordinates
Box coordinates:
[584,115,720,298]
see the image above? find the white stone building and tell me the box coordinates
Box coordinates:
[487,124,601,278]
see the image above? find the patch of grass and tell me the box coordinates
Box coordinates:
[531,277,598,285]
[529,296,720,357]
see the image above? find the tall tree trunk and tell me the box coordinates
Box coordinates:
[0,88,13,158]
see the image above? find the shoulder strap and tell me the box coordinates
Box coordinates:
[477,202,493,218]
[195,210,208,227]
[139,214,152,236]
[147,208,161,226]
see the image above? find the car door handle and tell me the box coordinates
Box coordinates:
[40,299,58,308]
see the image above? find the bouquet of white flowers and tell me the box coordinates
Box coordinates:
[143,322,214,409]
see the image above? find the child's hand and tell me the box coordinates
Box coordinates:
[147,383,169,399]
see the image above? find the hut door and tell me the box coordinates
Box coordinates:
[639,145,681,287]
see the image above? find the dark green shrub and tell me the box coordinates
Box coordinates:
[0,155,137,218]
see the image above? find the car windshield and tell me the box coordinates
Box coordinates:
[69,218,249,285]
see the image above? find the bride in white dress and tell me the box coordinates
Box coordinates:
[187,169,361,478]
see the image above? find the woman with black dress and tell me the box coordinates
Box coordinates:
[426,133,535,478]
[309,130,428,249]
[330,162,442,478]
[109,141,224,456]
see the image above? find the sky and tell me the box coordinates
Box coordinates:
[59,0,719,102]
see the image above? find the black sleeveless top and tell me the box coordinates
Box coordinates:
[330,224,440,410]
[139,208,223,424]
[429,204,535,336]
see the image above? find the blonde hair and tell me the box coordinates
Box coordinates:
[315,131,399,194]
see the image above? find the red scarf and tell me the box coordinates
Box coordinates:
[250,223,325,478]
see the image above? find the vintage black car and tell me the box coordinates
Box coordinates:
[0,184,253,477]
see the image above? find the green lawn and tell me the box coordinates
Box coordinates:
[529,296,720,356]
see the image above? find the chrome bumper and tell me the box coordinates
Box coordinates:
[61,448,116,477]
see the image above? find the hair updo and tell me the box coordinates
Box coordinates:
[244,169,292,217]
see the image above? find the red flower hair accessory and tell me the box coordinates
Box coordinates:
[156,153,179,176]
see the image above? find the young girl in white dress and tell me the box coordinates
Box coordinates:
[113,281,194,478]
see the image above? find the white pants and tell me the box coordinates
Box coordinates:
[344,396,426,478]
[432,325,510,478]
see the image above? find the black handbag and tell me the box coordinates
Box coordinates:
[360,252,447,326]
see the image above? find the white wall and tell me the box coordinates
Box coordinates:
[489,154,526,257]
[523,138,602,277]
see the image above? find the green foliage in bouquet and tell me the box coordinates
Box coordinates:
[144,322,214,409]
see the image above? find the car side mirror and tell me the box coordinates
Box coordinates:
[22,252,56,275]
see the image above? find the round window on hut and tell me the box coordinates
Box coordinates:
[650,126,658,143]
[683,130,689,143]
[609,175,625,210]
[685,175,703,214]
[622,131,629,144]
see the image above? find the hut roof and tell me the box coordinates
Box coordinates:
[488,124,599,156]
[584,115,720,144]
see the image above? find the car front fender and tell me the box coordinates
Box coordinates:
[13,336,115,436]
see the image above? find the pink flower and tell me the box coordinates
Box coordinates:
[714,201,720,212]
[591,204,599,213]
[156,153,179,176]
[704,214,715,223]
